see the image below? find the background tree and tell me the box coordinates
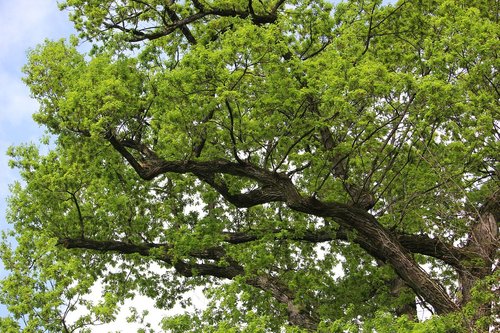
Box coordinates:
[1,0,498,331]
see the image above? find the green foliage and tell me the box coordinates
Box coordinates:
[0,230,117,332]
[1,0,498,332]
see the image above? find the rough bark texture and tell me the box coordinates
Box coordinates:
[57,183,498,329]
[113,133,461,314]
[45,1,498,330]
[56,93,497,331]
[458,191,499,331]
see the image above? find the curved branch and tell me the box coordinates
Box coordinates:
[102,0,286,43]
[66,190,85,239]
[58,225,466,329]
[106,131,459,313]
[58,237,319,330]
[58,237,242,279]
[223,227,471,270]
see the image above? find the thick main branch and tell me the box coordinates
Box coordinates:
[106,134,459,314]
[224,228,472,269]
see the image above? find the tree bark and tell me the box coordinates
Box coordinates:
[458,192,499,331]
[104,134,461,315]
[58,237,320,330]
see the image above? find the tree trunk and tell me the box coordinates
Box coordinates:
[459,192,499,331]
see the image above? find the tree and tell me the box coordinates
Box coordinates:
[1,0,498,331]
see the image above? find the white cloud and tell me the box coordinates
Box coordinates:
[0,72,39,126]
[0,0,69,54]
[0,0,74,126]
[0,0,72,219]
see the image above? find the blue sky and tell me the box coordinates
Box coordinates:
[0,2,201,326]
[0,0,76,316]
[0,0,75,221]
[0,0,400,326]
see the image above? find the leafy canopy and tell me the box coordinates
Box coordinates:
[1,0,498,332]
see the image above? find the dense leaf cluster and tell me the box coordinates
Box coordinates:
[1,0,498,332]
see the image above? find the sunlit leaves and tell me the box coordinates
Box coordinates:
[2,0,499,331]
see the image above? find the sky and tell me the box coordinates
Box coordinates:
[0,0,72,201]
[0,2,75,251]
[0,0,77,318]
[0,0,409,330]
[0,2,203,328]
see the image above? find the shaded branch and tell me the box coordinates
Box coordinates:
[164,2,197,44]
[223,227,472,269]
[57,237,318,330]
[57,237,242,279]
[106,130,459,314]
[197,172,285,207]
[103,0,287,43]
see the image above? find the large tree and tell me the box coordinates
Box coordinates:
[1,0,498,331]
